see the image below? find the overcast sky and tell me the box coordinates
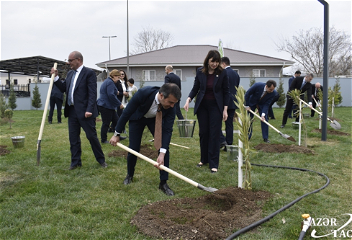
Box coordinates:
[1,0,351,75]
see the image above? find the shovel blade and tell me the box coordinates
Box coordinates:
[330,120,341,130]
[197,184,218,193]
[279,133,296,142]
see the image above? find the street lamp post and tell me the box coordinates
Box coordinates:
[102,36,117,60]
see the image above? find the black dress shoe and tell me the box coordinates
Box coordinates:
[101,141,109,144]
[123,175,133,185]
[211,168,218,173]
[263,139,270,143]
[280,124,285,128]
[100,162,108,168]
[196,162,203,167]
[119,136,127,141]
[69,165,81,170]
[48,121,52,124]
[159,183,175,196]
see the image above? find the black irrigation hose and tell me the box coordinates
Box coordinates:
[225,163,330,240]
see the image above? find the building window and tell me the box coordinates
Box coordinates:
[142,70,156,81]
[232,69,239,74]
[252,69,266,77]
[174,69,182,80]
[14,79,18,85]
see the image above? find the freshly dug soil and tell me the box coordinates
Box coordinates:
[108,144,158,159]
[312,128,350,136]
[0,145,10,156]
[131,187,271,240]
[255,143,314,154]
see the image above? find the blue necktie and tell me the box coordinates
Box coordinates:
[67,71,77,106]
[300,81,306,90]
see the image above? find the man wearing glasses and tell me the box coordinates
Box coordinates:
[52,51,107,170]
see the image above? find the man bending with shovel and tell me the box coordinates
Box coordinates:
[109,83,181,196]
[245,80,277,143]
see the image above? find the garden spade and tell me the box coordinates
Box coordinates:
[37,63,57,165]
[297,98,341,130]
[116,143,218,193]
[246,107,296,142]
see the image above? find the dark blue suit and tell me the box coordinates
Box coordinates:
[55,66,105,167]
[48,80,64,123]
[220,66,240,145]
[165,72,183,119]
[288,76,295,118]
[115,86,175,181]
[245,82,277,140]
[188,67,229,169]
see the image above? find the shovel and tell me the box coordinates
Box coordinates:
[37,63,57,165]
[246,107,296,142]
[148,139,190,149]
[297,98,341,130]
[116,143,217,193]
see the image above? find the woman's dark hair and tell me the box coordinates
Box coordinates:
[119,69,128,89]
[202,50,223,75]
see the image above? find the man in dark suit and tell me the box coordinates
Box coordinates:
[219,57,240,150]
[109,83,181,196]
[287,70,301,118]
[281,73,314,128]
[245,80,277,143]
[48,78,64,124]
[164,65,183,119]
[311,82,323,117]
[52,51,107,170]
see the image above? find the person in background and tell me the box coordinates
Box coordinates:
[52,51,107,170]
[119,69,129,108]
[184,50,229,174]
[97,69,124,144]
[48,77,64,124]
[311,82,323,117]
[245,80,277,143]
[127,78,138,98]
[164,65,183,119]
[218,57,240,151]
[288,70,301,118]
[281,73,314,128]
[109,83,181,196]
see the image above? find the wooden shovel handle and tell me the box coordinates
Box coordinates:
[116,143,198,187]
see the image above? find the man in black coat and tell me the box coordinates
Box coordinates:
[281,73,314,128]
[219,57,240,149]
[311,82,323,117]
[52,51,106,170]
[48,78,64,124]
[164,65,183,119]
[109,83,181,196]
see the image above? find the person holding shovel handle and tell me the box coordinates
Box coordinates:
[245,80,277,143]
[184,50,229,174]
[109,83,181,196]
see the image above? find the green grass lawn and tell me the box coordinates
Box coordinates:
[0,107,351,239]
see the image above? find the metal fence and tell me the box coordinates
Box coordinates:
[0,84,30,97]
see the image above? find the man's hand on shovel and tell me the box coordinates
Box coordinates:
[154,152,165,170]
[109,135,120,146]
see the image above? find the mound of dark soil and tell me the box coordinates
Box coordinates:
[255,143,314,154]
[0,145,10,156]
[131,187,271,240]
[108,144,158,159]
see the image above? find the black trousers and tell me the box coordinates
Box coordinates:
[197,99,222,169]
[282,97,299,125]
[175,101,184,120]
[48,96,63,122]
[219,108,235,145]
[127,117,169,181]
[68,106,105,167]
[98,105,118,142]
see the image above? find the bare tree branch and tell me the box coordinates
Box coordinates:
[131,26,173,54]
[275,27,352,77]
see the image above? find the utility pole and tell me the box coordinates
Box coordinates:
[126,0,130,77]
[102,36,117,60]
